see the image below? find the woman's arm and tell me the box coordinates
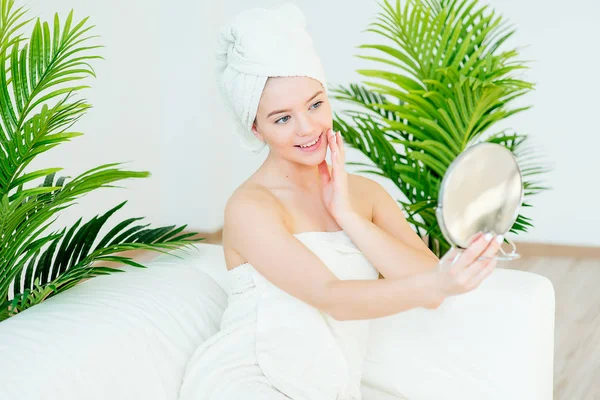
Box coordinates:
[325,272,441,320]
[225,185,500,322]
[224,186,442,321]
[324,231,501,321]
[324,130,438,280]
[342,176,439,280]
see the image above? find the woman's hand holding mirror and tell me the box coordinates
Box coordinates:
[435,230,504,299]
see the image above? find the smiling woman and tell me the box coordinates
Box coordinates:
[180,2,502,400]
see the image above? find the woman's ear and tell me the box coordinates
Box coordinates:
[251,120,265,142]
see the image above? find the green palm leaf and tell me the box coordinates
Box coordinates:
[4,200,201,319]
[0,4,101,193]
[0,1,204,321]
[332,0,550,257]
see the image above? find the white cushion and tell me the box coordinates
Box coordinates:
[361,268,555,400]
[0,243,228,400]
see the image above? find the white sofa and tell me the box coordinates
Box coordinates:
[0,243,555,400]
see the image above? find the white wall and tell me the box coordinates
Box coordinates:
[22,0,599,247]
[24,0,163,232]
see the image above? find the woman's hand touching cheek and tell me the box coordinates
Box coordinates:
[318,128,356,222]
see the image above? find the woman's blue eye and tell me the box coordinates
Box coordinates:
[275,101,324,124]
[311,101,323,109]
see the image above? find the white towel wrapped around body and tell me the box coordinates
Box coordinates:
[215,3,328,153]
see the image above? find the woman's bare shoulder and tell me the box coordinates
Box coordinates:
[224,182,285,239]
[227,181,281,210]
[347,172,378,191]
[222,182,291,269]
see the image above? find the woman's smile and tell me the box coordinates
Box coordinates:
[295,132,324,152]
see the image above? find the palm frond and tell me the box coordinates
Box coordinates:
[333,0,549,257]
[3,200,202,318]
[0,2,204,321]
[0,6,101,196]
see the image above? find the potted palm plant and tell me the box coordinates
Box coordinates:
[0,0,202,321]
[332,0,550,257]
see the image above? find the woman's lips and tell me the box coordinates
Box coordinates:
[295,132,323,152]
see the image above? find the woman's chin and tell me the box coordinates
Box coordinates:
[302,150,328,165]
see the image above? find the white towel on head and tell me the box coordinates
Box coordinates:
[215,3,328,153]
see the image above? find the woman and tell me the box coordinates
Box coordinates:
[179,4,502,400]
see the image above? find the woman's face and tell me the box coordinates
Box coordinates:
[252,76,332,164]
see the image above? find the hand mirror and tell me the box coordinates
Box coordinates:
[436,142,523,264]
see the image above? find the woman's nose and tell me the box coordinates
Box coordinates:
[296,114,318,136]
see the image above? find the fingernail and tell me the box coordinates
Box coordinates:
[484,232,493,242]
[495,234,504,244]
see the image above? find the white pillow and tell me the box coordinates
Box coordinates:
[0,243,229,400]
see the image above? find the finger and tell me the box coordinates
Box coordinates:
[469,257,498,290]
[467,231,484,246]
[457,256,490,285]
[459,234,503,281]
[336,131,345,160]
[440,247,461,267]
[458,232,496,267]
[331,133,340,167]
[478,234,504,260]
[328,130,335,157]
[330,129,338,158]
[328,128,336,149]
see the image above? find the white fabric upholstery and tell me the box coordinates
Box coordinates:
[0,243,555,400]
[0,245,228,400]
[361,268,555,400]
